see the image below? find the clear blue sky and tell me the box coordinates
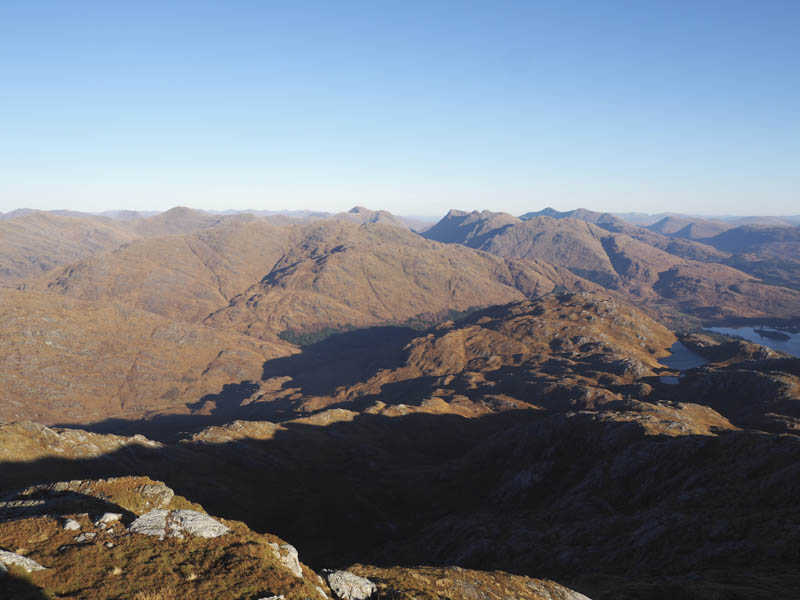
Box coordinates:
[1,0,798,216]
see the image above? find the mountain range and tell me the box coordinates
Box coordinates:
[1,204,799,599]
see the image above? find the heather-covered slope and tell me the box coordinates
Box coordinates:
[38,220,596,335]
[0,289,294,425]
[204,221,596,340]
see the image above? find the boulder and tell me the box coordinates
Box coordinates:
[137,482,175,509]
[93,512,122,526]
[63,518,81,531]
[324,570,376,600]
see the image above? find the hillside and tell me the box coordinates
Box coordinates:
[203,221,596,340]
[0,289,293,425]
[0,212,138,285]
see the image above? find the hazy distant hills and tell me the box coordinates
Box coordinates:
[39,219,291,323]
[646,215,733,239]
[0,212,140,283]
[424,209,800,325]
[5,204,799,327]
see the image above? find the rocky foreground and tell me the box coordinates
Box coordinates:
[0,476,588,600]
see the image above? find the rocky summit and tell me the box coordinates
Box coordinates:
[1,206,799,599]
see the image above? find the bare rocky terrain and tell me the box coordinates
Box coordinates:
[1,206,799,599]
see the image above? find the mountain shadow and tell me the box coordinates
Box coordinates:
[186,381,261,415]
[260,325,419,395]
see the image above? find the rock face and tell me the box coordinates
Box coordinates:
[0,549,47,572]
[129,509,230,540]
[324,570,377,600]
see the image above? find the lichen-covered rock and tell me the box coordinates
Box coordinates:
[137,482,174,509]
[0,549,46,572]
[324,570,376,600]
[129,509,169,539]
[268,542,303,578]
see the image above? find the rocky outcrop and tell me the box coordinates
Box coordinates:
[324,569,377,600]
[268,542,303,578]
[129,509,230,540]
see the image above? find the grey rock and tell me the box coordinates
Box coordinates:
[63,518,81,531]
[74,532,97,543]
[0,561,7,577]
[324,570,376,600]
[129,509,229,540]
[137,483,174,508]
[268,542,303,578]
[93,512,122,526]
[129,509,169,539]
[170,510,230,538]
[0,549,47,573]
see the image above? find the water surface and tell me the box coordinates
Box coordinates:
[660,341,708,371]
[706,326,800,357]
[658,341,708,384]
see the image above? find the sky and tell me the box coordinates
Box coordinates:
[1,1,798,217]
